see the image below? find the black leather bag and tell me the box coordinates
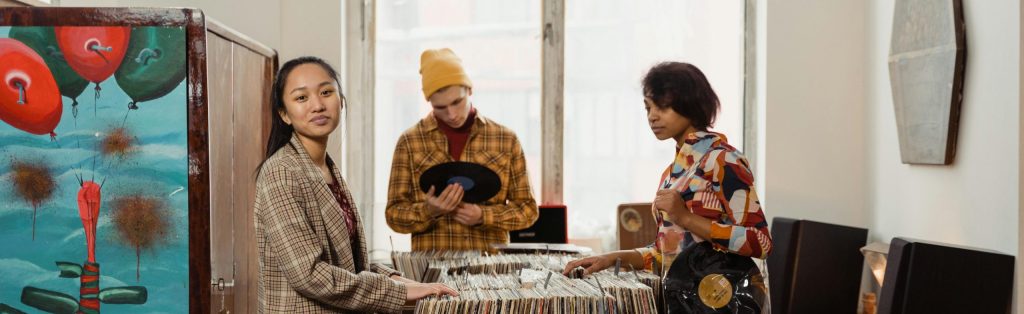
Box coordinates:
[663,241,768,313]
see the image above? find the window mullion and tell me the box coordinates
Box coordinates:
[343,0,376,244]
[542,0,565,205]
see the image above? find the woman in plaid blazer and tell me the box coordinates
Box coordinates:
[254,57,457,313]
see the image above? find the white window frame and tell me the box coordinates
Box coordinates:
[342,0,377,238]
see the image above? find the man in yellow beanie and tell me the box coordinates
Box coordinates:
[385,48,539,251]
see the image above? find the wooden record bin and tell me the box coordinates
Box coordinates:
[0,7,275,313]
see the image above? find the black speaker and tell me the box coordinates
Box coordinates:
[509,205,567,244]
[767,217,868,314]
[877,237,1014,314]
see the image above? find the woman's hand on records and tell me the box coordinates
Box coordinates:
[405,282,459,301]
[562,254,613,277]
[390,274,418,284]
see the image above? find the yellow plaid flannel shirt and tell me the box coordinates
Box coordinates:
[385,112,538,251]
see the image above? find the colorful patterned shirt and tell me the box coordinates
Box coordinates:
[385,112,539,251]
[637,131,772,274]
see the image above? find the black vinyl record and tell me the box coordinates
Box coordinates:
[418,161,501,204]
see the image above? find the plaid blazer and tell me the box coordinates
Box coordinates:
[255,134,406,313]
[385,112,539,251]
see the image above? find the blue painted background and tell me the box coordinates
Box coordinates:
[0,26,188,314]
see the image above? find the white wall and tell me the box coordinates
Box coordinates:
[762,0,868,228]
[279,1,343,67]
[864,0,1019,255]
[277,0,346,161]
[56,0,283,50]
[1019,0,1024,306]
[52,0,346,78]
[54,0,348,63]
[763,0,1019,255]
[763,1,1020,307]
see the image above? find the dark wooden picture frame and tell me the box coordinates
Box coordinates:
[0,7,211,312]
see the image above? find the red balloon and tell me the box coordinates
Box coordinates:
[0,38,62,137]
[55,26,130,83]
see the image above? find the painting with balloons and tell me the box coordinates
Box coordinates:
[0,26,188,313]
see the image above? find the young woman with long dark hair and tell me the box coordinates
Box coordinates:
[254,56,456,313]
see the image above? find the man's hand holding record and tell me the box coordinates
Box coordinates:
[420,162,502,204]
[425,184,464,217]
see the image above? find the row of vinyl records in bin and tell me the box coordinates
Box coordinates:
[392,251,664,314]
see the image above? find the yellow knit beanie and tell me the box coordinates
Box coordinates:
[420,48,473,100]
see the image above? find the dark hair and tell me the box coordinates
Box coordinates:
[256,56,342,178]
[641,62,719,131]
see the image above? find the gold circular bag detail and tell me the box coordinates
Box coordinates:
[698,274,732,309]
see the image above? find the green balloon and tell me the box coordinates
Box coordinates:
[0,303,28,314]
[115,27,186,107]
[20,286,78,314]
[8,27,89,102]
[98,286,148,304]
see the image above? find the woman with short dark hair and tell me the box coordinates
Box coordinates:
[565,62,771,313]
